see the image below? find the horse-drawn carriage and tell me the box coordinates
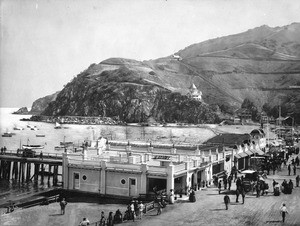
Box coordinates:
[240,170,268,194]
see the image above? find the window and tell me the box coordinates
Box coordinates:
[131,179,136,185]
[121,179,126,185]
[82,175,87,180]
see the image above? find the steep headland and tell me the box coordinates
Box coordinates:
[30,23,300,123]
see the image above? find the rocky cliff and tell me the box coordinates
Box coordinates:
[36,23,300,123]
[29,92,59,115]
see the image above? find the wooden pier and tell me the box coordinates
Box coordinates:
[0,151,63,186]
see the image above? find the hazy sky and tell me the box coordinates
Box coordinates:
[1,0,300,108]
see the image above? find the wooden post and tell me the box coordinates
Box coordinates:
[53,165,58,186]
[41,164,44,184]
[48,165,52,182]
[26,163,31,181]
[34,164,40,182]
[7,161,11,180]
[3,161,8,180]
[18,162,22,181]
[21,162,25,182]
[12,161,18,180]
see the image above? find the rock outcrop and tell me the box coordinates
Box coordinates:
[13,107,29,114]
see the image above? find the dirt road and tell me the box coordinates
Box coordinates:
[1,156,299,226]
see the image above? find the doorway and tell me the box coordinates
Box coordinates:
[73,172,80,189]
[129,178,137,196]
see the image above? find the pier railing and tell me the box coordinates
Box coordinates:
[2,150,62,159]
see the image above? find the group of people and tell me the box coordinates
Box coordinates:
[217,173,233,194]
[280,179,294,194]
[78,206,136,226]
[123,200,145,221]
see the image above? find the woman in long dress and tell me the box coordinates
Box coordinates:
[169,189,175,204]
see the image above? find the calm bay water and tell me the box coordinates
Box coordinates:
[0,108,217,206]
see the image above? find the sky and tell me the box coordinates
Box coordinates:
[1,0,300,108]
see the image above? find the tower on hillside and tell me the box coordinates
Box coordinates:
[188,83,202,101]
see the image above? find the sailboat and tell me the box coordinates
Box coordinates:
[54,122,62,129]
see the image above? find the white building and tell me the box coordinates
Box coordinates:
[188,84,203,101]
[61,143,230,198]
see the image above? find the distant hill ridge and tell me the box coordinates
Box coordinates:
[29,23,300,124]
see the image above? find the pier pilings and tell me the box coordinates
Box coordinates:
[0,154,62,186]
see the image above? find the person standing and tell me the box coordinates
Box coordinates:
[107,212,113,226]
[228,175,232,190]
[224,195,230,210]
[296,175,300,187]
[241,187,246,204]
[218,180,222,194]
[60,198,67,215]
[256,180,261,198]
[288,164,291,176]
[100,211,106,226]
[169,189,175,204]
[224,176,228,190]
[272,179,277,193]
[138,201,144,220]
[293,164,296,175]
[130,201,135,221]
[280,203,288,223]
[156,201,162,215]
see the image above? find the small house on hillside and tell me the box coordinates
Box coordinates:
[235,108,252,124]
[187,84,203,102]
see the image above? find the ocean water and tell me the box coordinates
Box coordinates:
[0,108,217,207]
[0,108,217,152]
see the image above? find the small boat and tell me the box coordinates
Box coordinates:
[54,122,62,129]
[60,141,73,146]
[36,134,46,137]
[22,144,44,149]
[13,126,24,130]
[55,146,66,151]
[2,132,13,137]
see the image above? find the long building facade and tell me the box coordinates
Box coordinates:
[62,145,232,197]
[62,129,267,198]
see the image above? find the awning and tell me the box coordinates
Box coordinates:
[238,152,248,158]
[253,149,265,156]
[245,150,255,156]
[234,154,242,159]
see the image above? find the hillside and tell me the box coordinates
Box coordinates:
[35,23,300,123]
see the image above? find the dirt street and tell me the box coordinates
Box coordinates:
[1,155,300,226]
